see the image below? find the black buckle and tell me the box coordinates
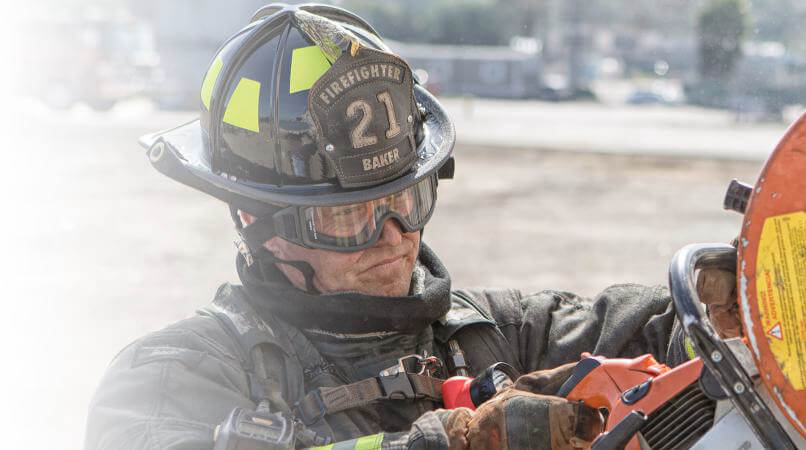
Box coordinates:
[379,354,424,377]
[246,373,266,404]
[294,389,327,426]
[378,373,416,400]
[446,351,467,374]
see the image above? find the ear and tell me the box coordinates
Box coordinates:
[238,210,257,226]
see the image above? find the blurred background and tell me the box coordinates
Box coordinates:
[5,0,805,448]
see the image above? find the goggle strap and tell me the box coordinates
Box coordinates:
[271,208,303,243]
[239,206,306,252]
[240,214,280,253]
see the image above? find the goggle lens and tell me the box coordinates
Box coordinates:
[300,176,435,250]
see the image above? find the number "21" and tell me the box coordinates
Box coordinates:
[346,91,402,149]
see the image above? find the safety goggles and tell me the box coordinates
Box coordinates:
[271,176,437,252]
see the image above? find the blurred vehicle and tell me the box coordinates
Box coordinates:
[626,90,668,105]
[534,86,576,101]
[23,9,161,110]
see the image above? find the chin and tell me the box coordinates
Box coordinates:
[375,286,409,297]
[361,278,411,297]
[366,268,415,296]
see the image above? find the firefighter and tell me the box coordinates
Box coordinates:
[85,4,740,449]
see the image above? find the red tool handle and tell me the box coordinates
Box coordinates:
[442,376,475,409]
[441,363,519,410]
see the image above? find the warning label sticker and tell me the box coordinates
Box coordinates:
[756,211,806,390]
[767,322,783,340]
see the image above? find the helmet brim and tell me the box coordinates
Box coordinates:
[139,85,455,215]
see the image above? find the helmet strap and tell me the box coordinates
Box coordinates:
[252,247,320,295]
[230,206,320,294]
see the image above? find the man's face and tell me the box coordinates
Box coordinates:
[247,213,421,297]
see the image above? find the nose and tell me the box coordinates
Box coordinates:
[376,219,404,247]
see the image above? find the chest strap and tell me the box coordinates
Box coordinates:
[295,372,444,425]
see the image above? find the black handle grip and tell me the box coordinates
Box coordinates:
[556,357,601,398]
[591,411,647,450]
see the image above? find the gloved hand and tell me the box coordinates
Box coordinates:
[438,389,603,450]
[438,363,602,450]
[512,362,576,395]
[697,267,742,338]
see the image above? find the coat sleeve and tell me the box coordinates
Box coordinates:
[516,283,689,372]
[453,283,689,374]
[85,316,255,450]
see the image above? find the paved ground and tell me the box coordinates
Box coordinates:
[4,98,779,448]
[442,97,794,160]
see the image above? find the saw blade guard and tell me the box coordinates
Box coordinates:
[668,111,806,447]
[669,243,798,448]
[735,112,806,439]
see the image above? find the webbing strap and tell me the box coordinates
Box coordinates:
[295,373,444,425]
[201,294,287,406]
[409,374,443,400]
[240,214,278,252]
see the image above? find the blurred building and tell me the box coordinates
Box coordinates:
[389,40,543,99]
[123,0,806,115]
[730,42,806,118]
[128,0,270,109]
[21,5,161,110]
[127,1,549,106]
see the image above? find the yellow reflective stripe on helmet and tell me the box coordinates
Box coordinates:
[222,78,261,133]
[289,45,331,94]
[201,56,223,110]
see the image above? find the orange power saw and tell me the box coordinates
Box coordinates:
[552,112,806,449]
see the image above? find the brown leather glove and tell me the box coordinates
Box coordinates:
[512,363,576,395]
[438,388,603,450]
[697,267,742,338]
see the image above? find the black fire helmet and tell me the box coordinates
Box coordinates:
[139,3,455,223]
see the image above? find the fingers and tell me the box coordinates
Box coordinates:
[696,268,735,306]
[438,407,473,450]
[709,302,743,338]
[573,403,604,446]
[513,362,576,395]
[466,392,509,450]
[696,268,742,338]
